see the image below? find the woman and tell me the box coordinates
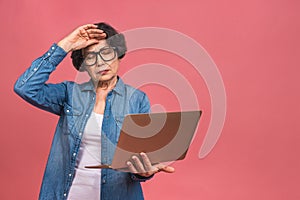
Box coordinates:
[14,22,174,200]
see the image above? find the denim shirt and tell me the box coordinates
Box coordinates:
[14,44,152,200]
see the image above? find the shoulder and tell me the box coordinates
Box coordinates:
[63,80,94,91]
[122,83,149,107]
[123,83,150,113]
[117,77,148,99]
[124,83,147,97]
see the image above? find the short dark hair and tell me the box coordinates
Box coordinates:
[71,22,127,71]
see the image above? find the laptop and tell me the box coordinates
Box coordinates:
[85,110,201,171]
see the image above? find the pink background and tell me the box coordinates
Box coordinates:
[1,0,300,199]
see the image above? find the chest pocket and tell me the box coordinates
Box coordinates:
[61,103,82,135]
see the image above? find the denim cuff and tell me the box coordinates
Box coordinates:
[43,44,68,66]
[130,173,154,182]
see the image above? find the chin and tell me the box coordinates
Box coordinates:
[98,74,116,82]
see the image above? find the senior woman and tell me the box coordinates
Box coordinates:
[14,22,174,200]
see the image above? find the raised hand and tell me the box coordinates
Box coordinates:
[57,24,106,53]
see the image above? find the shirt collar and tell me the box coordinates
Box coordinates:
[112,77,125,96]
[79,76,125,96]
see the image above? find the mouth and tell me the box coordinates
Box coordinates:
[96,69,110,75]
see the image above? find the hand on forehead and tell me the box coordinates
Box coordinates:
[84,40,109,52]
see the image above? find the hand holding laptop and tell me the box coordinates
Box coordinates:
[126,152,175,177]
[85,111,201,173]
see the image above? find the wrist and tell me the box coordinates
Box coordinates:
[57,39,73,53]
[131,173,154,182]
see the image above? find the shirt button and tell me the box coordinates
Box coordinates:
[79,132,82,136]
[69,173,72,177]
[47,52,51,56]
[86,114,89,117]
[64,193,67,197]
[102,179,106,183]
[66,109,70,113]
[33,68,38,71]
[51,46,55,50]
[73,153,76,156]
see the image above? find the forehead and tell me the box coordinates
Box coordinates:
[84,40,108,52]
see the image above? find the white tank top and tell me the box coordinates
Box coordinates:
[68,112,103,200]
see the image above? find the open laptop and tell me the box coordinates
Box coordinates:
[85,110,201,171]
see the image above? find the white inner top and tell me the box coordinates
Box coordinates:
[68,112,103,200]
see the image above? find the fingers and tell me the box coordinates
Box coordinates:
[159,166,175,173]
[128,155,154,177]
[83,24,98,30]
[126,153,175,177]
[80,27,105,39]
[126,161,138,173]
[140,152,153,172]
[127,154,151,175]
[152,163,175,174]
[79,28,89,40]
[86,29,106,40]
[77,23,106,40]
[132,156,146,173]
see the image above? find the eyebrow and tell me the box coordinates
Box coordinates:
[85,46,111,53]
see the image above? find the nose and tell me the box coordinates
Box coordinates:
[96,54,105,66]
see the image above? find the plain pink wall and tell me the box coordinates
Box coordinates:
[1,0,300,199]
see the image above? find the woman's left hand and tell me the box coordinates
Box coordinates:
[126,152,175,177]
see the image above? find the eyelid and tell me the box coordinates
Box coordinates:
[85,52,97,57]
[86,51,97,54]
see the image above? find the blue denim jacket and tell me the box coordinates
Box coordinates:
[14,44,152,200]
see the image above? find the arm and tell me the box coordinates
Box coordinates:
[14,24,106,115]
[14,44,68,115]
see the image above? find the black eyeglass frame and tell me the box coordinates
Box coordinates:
[83,46,117,66]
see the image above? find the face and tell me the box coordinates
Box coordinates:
[82,40,120,84]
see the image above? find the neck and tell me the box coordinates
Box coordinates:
[95,76,118,92]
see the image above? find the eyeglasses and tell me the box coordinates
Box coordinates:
[83,47,117,66]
